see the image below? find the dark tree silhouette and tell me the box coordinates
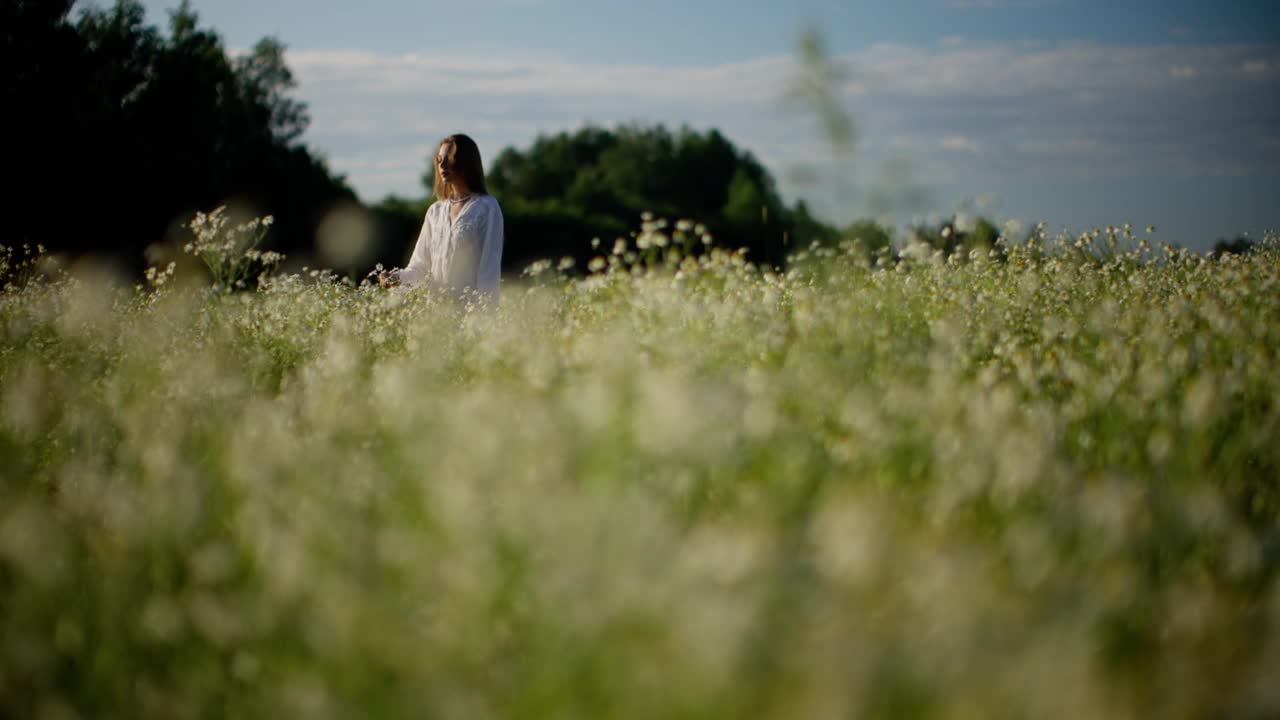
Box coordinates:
[3,0,354,276]
[1210,235,1255,259]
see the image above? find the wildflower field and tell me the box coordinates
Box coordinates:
[2,221,1279,719]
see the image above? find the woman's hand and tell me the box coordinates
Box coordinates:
[377,271,401,289]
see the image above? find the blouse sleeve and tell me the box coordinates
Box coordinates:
[475,197,504,302]
[395,205,434,288]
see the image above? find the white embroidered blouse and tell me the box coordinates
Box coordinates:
[393,194,504,302]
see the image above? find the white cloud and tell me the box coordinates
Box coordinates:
[290,49,792,104]
[1242,59,1275,75]
[841,42,1253,96]
[941,135,980,153]
[287,40,1280,230]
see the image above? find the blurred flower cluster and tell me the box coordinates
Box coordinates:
[0,243,50,292]
[1,224,1278,719]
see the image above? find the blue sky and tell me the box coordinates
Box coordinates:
[132,0,1280,250]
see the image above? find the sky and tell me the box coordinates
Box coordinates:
[132,0,1280,251]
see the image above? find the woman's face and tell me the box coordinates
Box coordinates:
[437,142,460,188]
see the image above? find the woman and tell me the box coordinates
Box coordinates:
[379,134,504,303]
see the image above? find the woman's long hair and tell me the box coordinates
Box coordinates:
[433,133,489,199]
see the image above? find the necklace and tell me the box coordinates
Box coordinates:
[451,192,475,204]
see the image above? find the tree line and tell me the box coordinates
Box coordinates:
[370,124,852,274]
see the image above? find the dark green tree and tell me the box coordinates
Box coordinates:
[4,0,354,276]
[4,1,96,256]
[842,218,894,263]
[1210,235,1255,259]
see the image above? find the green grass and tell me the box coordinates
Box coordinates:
[2,230,1279,719]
